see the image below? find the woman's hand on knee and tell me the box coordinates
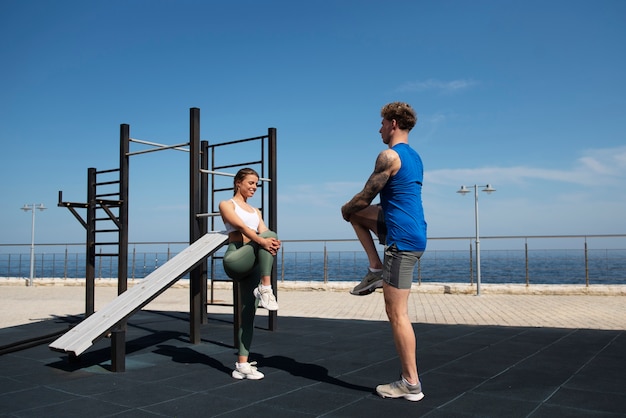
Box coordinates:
[261,237,281,255]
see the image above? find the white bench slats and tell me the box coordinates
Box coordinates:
[49,232,228,356]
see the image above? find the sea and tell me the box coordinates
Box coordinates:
[2,248,625,286]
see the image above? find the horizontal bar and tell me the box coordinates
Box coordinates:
[59,202,88,208]
[96,168,120,174]
[200,169,271,182]
[128,138,190,156]
[213,160,262,171]
[95,180,120,186]
[96,199,123,206]
[207,135,267,148]
[196,212,221,218]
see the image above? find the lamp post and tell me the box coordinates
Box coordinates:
[456,185,496,295]
[21,203,47,286]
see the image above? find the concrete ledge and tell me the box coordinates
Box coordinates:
[277,281,626,295]
[2,278,625,296]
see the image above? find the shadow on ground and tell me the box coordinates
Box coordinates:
[0,310,624,417]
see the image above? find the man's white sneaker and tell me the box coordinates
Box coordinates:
[376,378,424,401]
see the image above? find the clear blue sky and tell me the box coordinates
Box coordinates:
[1,0,625,249]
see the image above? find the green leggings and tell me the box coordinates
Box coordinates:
[223,230,277,357]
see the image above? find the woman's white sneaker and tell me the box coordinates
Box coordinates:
[253,285,279,310]
[231,361,265,380]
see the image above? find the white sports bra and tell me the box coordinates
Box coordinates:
[224,199,260,233]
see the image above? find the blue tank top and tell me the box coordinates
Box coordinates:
[380,143,427,251]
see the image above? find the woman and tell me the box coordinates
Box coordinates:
[219,167,281,380]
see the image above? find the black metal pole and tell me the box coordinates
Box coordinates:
[118,124,130,295]
[85,168,96,317]
[111,123,130,372]
[268,127,278,331]
[200,140,209,324]
[189,107,202,343]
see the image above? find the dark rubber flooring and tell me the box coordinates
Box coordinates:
[0,311,624,417]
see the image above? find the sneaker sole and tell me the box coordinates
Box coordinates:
[350,280,383,295]
[232,371,264,380]
[404,392,425,402]
[377,390,424,402]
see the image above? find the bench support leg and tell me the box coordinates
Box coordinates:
[111,325,126,372]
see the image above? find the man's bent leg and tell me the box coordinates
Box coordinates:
[348,205,385,295]
[349,205,383,270]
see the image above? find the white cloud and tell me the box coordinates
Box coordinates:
[282,146,626,214]
[397,78,479,94]
[426,145,626,188]
[274,145,626,241]
[578,146,626,176]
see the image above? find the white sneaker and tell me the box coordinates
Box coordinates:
[253,285,279,311]
[231,361,264,380]
[376,377,424,402]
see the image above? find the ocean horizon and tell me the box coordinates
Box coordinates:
[2,247,625,286]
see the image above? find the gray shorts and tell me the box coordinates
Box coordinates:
[382,244,423,289]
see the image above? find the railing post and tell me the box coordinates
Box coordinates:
[323,243,328,284]
[525,239,529,287]
[469,241,474,285]
[131,246,136,279]
[97,248,102,279]
[584,239,589,287]
[64,247,68,279]
[280,246,284,282]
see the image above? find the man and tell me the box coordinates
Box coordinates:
[341,102,427,402]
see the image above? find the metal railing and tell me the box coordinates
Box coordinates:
[1,234,625,286]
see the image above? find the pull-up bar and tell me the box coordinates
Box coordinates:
[196,169,269,219]
[127,138,190,156]
[200,168,272,182]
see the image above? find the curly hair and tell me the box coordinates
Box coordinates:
[381,102,417,131]
[233,167,259,195]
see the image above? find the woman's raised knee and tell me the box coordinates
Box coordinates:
[259,230,277,239]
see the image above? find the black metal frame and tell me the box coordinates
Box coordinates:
[57,107,277,371]
[202,127,278,345]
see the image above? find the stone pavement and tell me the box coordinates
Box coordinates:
[1,279,625,330]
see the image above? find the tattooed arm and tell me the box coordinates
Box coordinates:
[341,149,400,221]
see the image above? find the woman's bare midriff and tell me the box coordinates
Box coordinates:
[228,231,250,244]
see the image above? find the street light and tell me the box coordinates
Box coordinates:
[21,203,47,286]
[456,185,496,295]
